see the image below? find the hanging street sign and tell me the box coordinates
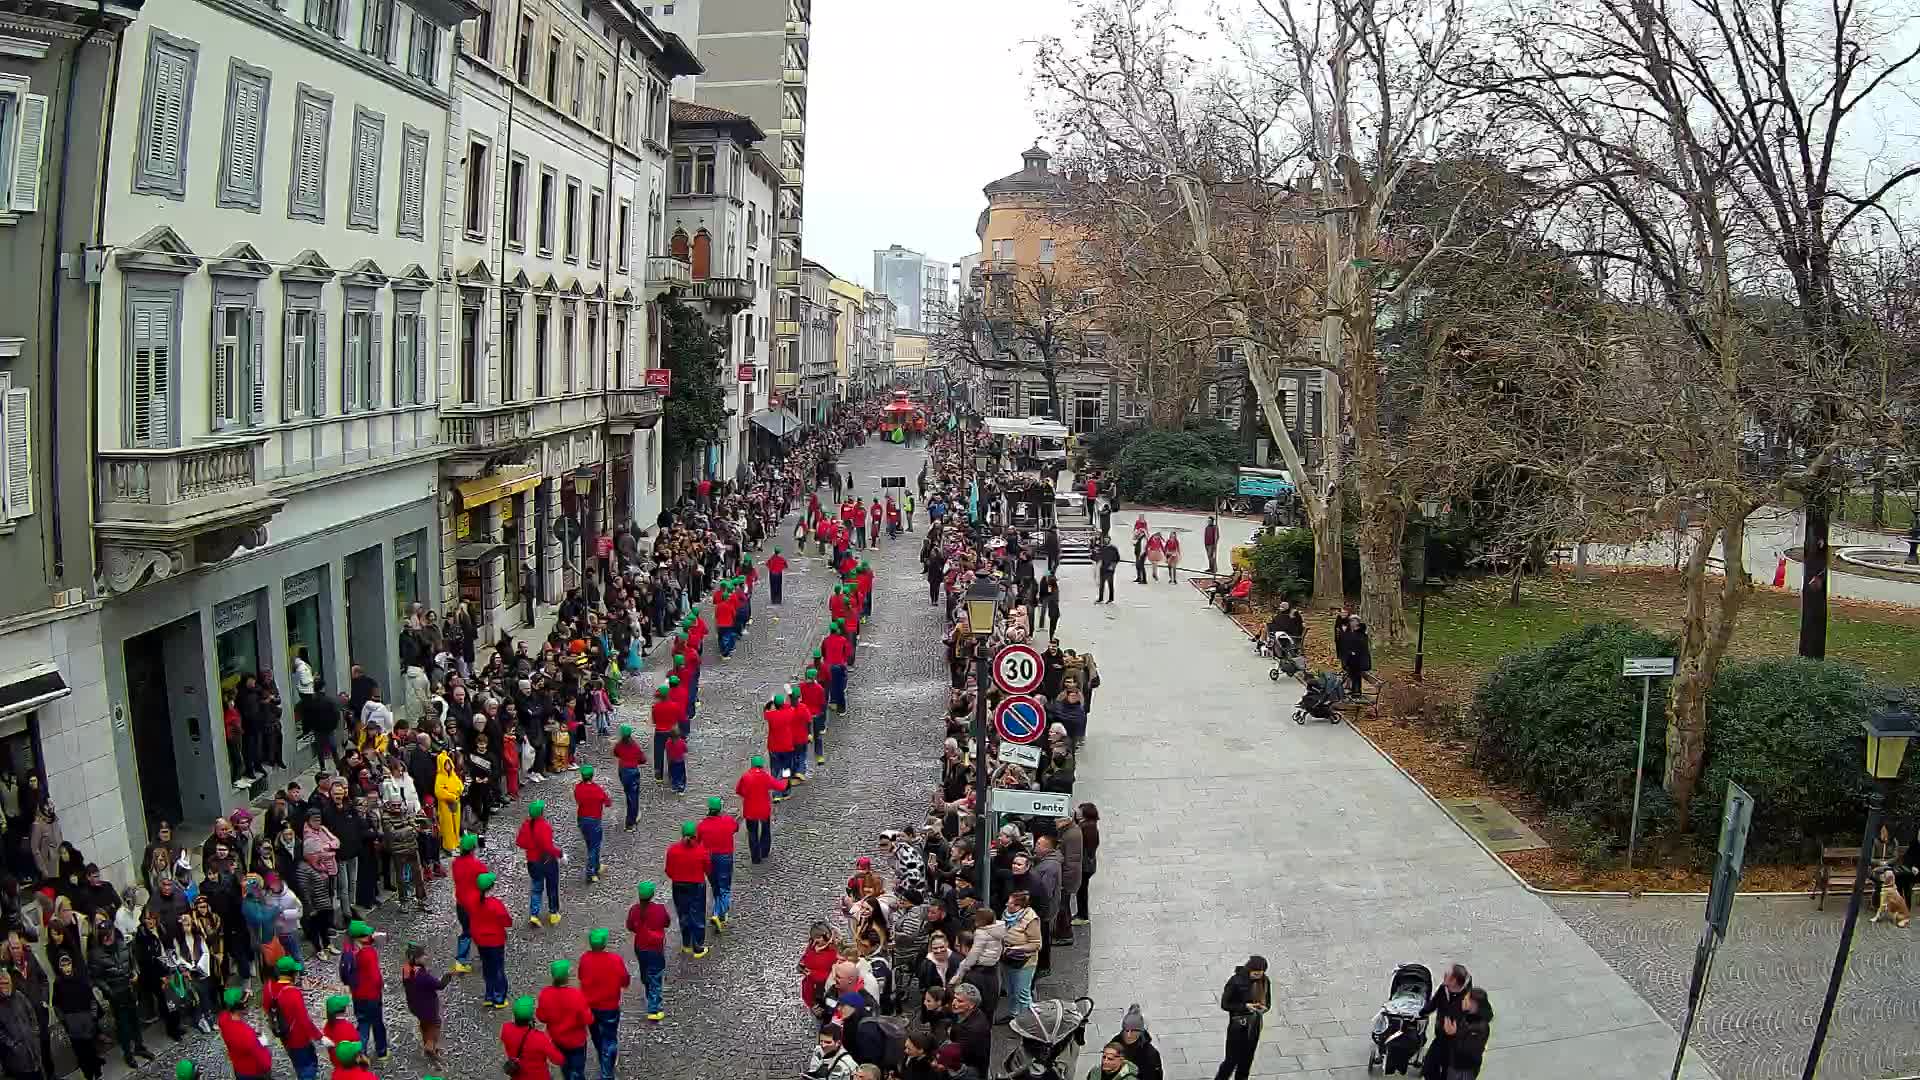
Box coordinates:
[990,788,1069,818]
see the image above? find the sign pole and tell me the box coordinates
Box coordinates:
[972,647,992,910]
[1628,674,1651,870]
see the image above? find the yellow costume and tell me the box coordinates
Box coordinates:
[434,754,465,852]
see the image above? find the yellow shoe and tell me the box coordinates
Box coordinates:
[451,962,473,974]
[528,915,542,928]
[680,946,693,955]
[547,913,562,926]
[646,1011,665,1021]
[492,1001,508,1010]
[815,755,826,764]
[691,947,710,959]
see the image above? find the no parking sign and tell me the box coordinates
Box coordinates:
[994,694,1046,745]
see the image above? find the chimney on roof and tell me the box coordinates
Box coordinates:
[1022,145,1051,173]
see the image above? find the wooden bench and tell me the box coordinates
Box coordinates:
[1813,846,1870,909]
[1335,671,1387,721]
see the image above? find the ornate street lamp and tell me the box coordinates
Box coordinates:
[1413,498,1443,680]
[1803,703,1920,1078]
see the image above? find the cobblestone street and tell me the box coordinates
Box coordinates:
[116,440,973,1080]
[1551,893,1920,1080]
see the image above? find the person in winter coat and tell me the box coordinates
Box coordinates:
[805,1024,857,1080]
[87,919,154,1069]
[1213,955,1270,1080]
[0,968,40,1080]
[999,891,1043,1016]
[1074,803,1100,926]
[53,951,104,1080]
[1086,1042,1140,1080]
[1336,615,1373,697]
[1418,964,1473,1080]
[1443,989,1492,1080]
[434,755,466,855]
[1112,1005,1163,1080]
[1054,817,1085,944]
[1203,516,1220,575]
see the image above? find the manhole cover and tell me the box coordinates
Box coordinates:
[1438,796,1547,852]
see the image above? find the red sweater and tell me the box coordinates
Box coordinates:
[765,706,792,753]
[452,853,487,913]
[626,902,670,953]
[323,1018,358,1065]
[502,1022,561,1077]
[785,701,813,748]
[829,592,849,621]
[801,680,826,713]
[471,896,512,947]
[347,943,382,1001]
[334,1068,379,1080]
[219,1012,273,1075]
[537,984,591,1049]
[574,782,610,820]
[270,982,320,1048]
[822,634,851,666]
[716,595,738,629]
[516,817,562,863]
[735,768,787,820]
[613,739,646,768]
[652,698,684,733]
[663,839,710,884]
[695,814,738,855]
[767,554,787,575]
[577,951,631,1011]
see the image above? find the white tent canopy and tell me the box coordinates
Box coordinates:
[984,416,1070,439]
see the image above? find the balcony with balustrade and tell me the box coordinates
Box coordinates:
[645,254,693,301]
[693,276,757,309]
[605,387,664,436]
[95,436,287,593]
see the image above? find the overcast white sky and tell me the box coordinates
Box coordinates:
[800,0,1076,289]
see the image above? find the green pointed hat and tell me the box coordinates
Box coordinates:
[681,820,696,838]
[668,675,681,687]
[460,833,478,853]
[588,927,610,950]
[275,956,302,976]
[579,764,594,780]
[222,987,245,1010]
[656,686,669,699]
[621,724,633,738]
[707,796,723,812]
[550,959,571,983]
[477,871,497,892]
[528,799,545,818]
[325,994,351,1017]
[750,754,765,768]
[348,920,372,939]
[175,1063,197,1080]
[636,881,656,901]
[337,1041,364,1065]
[513,996,536,1023]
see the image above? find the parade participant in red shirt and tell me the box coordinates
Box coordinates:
[536,960,592,1079]
[611,726,647,831]
[801,667,830,763]
[217,989,273,1080]
[450,834,486,973]
[514,800,564,928]
[573,766,612,883]
[470,872,514,1007]
[821,621,853,714]
[342,921,388,1060]
[500,997,562,1079]
[766,548,788,606]
[626,883,671,1020]
[320,997,357,1067]
[330,1042,378,1080]
[695,798,740,929]
[650,686,682,782]
[735,756,788,864]
[577,928,630,1078]
[663,822,712,957]
[266,956,322,1080]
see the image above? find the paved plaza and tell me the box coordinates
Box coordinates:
[1057,560,1716,1079]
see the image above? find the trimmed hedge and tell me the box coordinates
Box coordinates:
[1111,423,1241,508]
[1471,622,1920,860]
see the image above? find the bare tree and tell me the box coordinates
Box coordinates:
[933,265,1103,421]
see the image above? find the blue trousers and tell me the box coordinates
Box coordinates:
[528,858,560,916]
[746,818,771,863]
[669,759,686,792]
[619,766,641,826]
[353,998,388,1058]
[455,908,471,962]
[671,882,706,949]
[770,573,783,605]
[653,731,670,779]
[790,745,808,779]
[560,1044,587,1080]
[579,817,603,879]
[590,1009,620,1080]
[812,712,826,756]
[480,944,508,1004]
[288,1044,319,1080]
[635,949,664,1013]
[830,665,848,711]
[719,627,737,657]
[707,853,733,920]
[863,591,872,616]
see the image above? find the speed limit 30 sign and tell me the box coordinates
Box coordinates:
[992,643,1044,695]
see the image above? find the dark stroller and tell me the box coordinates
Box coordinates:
[1292,669,1347,724]
[1265,631,1307,685]
[1367,963,1431,1074]
[997,997,1096,1080]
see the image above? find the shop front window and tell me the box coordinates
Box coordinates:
[284,570,326,692]
[394,539,422,622]
[216,622,260,700]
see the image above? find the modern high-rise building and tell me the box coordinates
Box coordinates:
[922,259,953,336]
[640,0,808,412]
[873,244,925,331]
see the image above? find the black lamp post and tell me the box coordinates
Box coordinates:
[1413,499,1442,681]
[964,578,1002,906]
[1802,704,1920,1079]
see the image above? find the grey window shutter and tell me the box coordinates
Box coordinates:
[282,309,301,419]
[210,305,230,427]
[312,312,328,417]
[414,315,427,404]
[148,52,189,184]
[250,307,267,423]
[2,386,28,519]
[369,314,383,408]
[9,94,47,213]
[343,315,360,410]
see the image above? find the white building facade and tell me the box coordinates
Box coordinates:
[92,0,477,841]
[437,0,695,642]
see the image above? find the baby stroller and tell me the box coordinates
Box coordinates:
[997,997,1096,1080]
[1367,963,1431,1074]
[1265,632,1307,685]
[1292,670,1347,725]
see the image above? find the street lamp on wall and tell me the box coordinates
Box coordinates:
[1413,498,1443,680]
[1803,703,1920,1079]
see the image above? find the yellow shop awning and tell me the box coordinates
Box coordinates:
[455,468,542,508]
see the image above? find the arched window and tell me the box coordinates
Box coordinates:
[691,229,711,280]
[670,229,689,261]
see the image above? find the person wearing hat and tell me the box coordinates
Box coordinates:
[319,995,357,1067]
[715,586,740,659]
[536,960,591,1080]
[650,686,683,783]
[573,766,611,884]
[695,798,739,930]
[800,667,829,763]
[470,872,513,1007]
[516,800,565,927]
[173,1061,203,1080]
[266,956,322,1080]
[763,693,796,786]
[342,921,388,1061]
[820,621,852,715]
[577,930,629,1080]
[216,987,273,1080]
[856,560,874,618]
[624,883,670,1021]
[331,1040,378,1080]
[611,725,647,830]
[766,548,788,606]
[931,1041,977,1080]
[1214,955,1270,1080]
[663,822,711,957]
[450,834,487,974]
[735,756,789,863]
[806,1022,857,1080]
[501,995,562,1080]
[1112,1004,1164,1080]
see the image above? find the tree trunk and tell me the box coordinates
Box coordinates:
[1345,296,1406,642]
[1662,507,1752,832]
[1799,474,1832,659]
[1310,506,1343,603]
